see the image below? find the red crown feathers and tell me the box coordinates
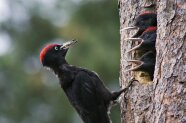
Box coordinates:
[142,26,157,34]
[40,44,58,63]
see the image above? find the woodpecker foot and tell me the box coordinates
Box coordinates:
[123,78,137,98]
[122,78,138,108]
[113,78,137,104]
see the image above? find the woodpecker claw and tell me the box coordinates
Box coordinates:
[124,60,144,72]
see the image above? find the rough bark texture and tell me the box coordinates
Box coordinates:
[147,1,186,123]
[119,0,186,123]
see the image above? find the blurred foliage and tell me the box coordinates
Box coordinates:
[0,0,120,123]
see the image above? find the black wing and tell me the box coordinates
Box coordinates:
[72,70,111,123]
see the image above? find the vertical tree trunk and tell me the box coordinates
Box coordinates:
[119,0,186,123]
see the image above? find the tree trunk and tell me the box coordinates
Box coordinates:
[119,0,186,123]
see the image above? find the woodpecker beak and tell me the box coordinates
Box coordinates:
[121,27,141,38]
[143,4,156,8]
[123,27,138,30]
[125,38,144,53]
[124,60,144,72]
[120,26,139,32]
[60,39,77,50]
[125,37,142,41]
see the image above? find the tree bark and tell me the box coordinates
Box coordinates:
[119,0,186,123]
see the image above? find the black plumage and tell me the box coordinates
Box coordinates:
[126,26,157,53]
[126,51,156,79]
[123,12,157,37]
[40,40,124,123]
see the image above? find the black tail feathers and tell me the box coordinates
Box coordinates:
[111,88,126,101]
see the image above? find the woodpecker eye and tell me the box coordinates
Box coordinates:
[54,46,59,51]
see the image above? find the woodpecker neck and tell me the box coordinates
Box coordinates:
[50,59,68,74]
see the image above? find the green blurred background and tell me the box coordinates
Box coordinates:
[0,0,120,123]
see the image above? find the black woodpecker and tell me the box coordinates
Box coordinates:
[40,40,126,123]
[125,51,156,79]
[126,26,157,53]
[122,11,157,37]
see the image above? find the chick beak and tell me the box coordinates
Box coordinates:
[125,37,142,41]
[125,38,144,53]
[123,27,138,30]
[143,3,156,8]
[120,26,139,32]
[60,39,77,50]
[124,60,144,72]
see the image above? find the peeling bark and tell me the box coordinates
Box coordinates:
[119,0,186,123]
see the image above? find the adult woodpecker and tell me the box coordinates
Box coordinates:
[125,51,156,79]
[40,40,127,123]
[122,11,157,37]
[126,26,157,53]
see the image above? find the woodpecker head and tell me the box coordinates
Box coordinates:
[125,51,156,78]
[40,39,77,69]
[135,12,157,30]
[122,11,157,37]
[126,26,157,53]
